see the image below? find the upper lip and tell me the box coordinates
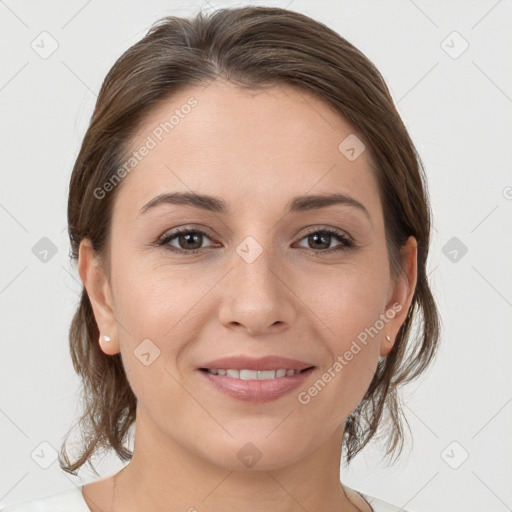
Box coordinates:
[199,355,314,371]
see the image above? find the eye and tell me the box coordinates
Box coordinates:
[156,226,354,255]
[295,227,354,253]
[156,227,217,254]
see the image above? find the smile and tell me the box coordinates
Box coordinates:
[203,368,308,380]
[198,366,315,402]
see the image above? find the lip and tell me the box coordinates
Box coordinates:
[199,355,313,371]
[199,367,315,402]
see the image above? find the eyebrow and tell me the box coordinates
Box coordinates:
[138,191,371,223]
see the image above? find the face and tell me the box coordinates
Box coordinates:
[80,80,417,471]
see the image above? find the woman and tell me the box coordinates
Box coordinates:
[1,5,440,512]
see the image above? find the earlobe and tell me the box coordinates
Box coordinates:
[77,239,120,355]
[380,236,418,357]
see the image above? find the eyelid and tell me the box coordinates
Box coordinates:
[299,224,353,242]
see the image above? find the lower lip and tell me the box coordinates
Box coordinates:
[198,368,315,402]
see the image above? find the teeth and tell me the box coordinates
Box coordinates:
[206,368,305,380]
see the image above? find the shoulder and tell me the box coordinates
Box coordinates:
[0,486,90,512]
[344,485,415,512]
[356,489,415,512]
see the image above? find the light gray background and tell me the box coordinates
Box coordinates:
[1,1,511,511]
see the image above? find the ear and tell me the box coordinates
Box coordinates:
[77,238,120,355]
[380,236,418,357]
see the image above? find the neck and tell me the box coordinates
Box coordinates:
[111,412,361,512]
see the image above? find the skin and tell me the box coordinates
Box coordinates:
[78,80,417,512]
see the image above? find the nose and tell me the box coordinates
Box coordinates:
[217,242,298,336]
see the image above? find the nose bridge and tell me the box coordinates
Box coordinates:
[232,234,283,301]
[240,237,279,291]
[218,233,296,332]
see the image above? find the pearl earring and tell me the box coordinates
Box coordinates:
[102,335,111,343]
[385,334,392,342]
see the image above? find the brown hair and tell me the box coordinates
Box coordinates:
[60,5,440,475]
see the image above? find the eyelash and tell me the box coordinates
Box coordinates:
[155,226,355,255]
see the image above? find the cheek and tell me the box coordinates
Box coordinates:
[112,273,201,410]
[296,297,383,435]
[304,259,389,342]
[111,251,206,333]
[299,259,387,402]
[111,259,217,392]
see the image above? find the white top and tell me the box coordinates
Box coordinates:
[0,485,413,511]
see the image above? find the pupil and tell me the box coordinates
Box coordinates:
[181,232,201,250]
[310,233,330,249]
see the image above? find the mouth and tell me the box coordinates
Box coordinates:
[199,367,314,380]
[197,359,316,402]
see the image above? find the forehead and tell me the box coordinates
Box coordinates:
[113,80,381,221]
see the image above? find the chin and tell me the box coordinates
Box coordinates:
[196,437,307,472]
